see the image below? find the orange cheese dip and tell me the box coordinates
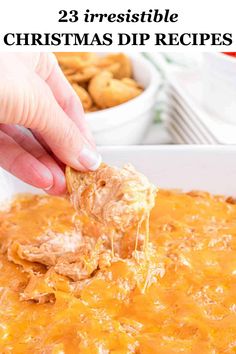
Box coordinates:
[1,190,236,353]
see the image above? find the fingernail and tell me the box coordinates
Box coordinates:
[79,146,102,171]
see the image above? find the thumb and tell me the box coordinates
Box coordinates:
[1,72,101,171]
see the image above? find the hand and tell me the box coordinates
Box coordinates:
[0,53,101,195]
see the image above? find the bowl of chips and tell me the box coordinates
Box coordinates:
[55,52,159,145]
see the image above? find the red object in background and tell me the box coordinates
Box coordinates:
[223,52,236,58]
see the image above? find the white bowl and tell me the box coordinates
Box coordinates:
[1,146,236,200]
[202,53,236,124]
[85,54,160,145]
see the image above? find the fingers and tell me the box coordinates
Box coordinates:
[29,130,52,153]
[0,130,53,189]
[33,76,101,171]
[29,130,66,172]
[0,125,66,195]
[35,53,96,148]
[0,73,101,171]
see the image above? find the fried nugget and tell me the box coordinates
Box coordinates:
[67,66,99,84]
[88,71,143,109]
[72,84,93,111]
[55,52,99,69]
[97,53,132,79]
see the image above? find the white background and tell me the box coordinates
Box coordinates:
[0,0,236,52]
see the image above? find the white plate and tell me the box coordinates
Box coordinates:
[167,87,217,144]
[168,69,236,144]
[203,53,236,124]
[167,125,187,144]
[0,146,236,203]
[168,107,204,144]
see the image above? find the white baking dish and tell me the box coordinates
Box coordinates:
[0,146,236,204]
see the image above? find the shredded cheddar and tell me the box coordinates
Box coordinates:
[1,190,236,353]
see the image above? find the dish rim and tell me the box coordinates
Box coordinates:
[98,144,236,153]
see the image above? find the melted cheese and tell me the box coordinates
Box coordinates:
[1,190,236,353]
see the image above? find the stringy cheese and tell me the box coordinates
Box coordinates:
[1,190,236,352]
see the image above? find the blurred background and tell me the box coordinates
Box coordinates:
[55,52,236,145]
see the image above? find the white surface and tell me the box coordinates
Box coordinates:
[1,0,236,52]
[86,53,160,145]
[142,123,172,145]
[166,68,236,144]
[0,146,236,203]
[202,53,236,124]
